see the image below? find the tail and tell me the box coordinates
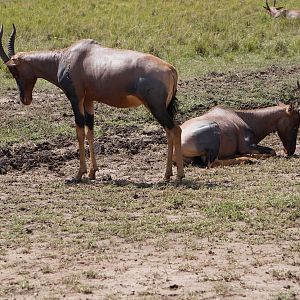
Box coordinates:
[167,66,179,121]
[167,93,178,121]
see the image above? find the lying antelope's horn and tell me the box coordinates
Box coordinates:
[297,80,300,90]
[273,0,276,7]
[265,0,270,9]
[0,25,9,63]
[7,24,16,58]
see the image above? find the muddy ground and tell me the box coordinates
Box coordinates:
[1,64,300,177]
[0,66,299,299]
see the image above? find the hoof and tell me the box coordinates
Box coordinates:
[164,175,171,182]
[164,171,173,182]
[88,169,98,181]
[88,173,96,181]
[175,174,185,183]
[65,177,82,184]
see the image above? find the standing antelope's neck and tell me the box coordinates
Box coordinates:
[22,50,63,86]
[236,106,285,143]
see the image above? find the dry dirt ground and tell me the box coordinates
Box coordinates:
[0,66,299,299]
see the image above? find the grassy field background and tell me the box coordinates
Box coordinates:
[0,0,300,80]
[0,1,299,299]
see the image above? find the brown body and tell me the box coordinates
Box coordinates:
[0,26,184,182]
[180,102,300,166]
[264,0,300,19]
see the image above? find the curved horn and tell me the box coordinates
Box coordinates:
[7,24,16,58]
[0,25,9,63]
[265,0,270,10]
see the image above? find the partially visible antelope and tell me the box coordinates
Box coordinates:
[264,0,300,19]
[0,25,184,182]
[178,97,300,167]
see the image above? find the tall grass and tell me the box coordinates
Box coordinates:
[0,0,300,80]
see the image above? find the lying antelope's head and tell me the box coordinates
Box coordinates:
[263,0,285,18]
[276,83,300,156]
[0,25,36,105]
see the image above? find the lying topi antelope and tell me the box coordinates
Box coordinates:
[0,25,184,182]
[263,0,300,19]
[178,96,300,167]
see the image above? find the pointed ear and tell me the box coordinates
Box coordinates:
[276,7,284,10]
[5,57,21,67]
[276,100,286,108]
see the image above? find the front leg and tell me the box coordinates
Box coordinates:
[65,111,87,183]
[248,144,276,156]
[58,66,87,182]
[84,100,98,180]
[70,103,87,182]
[76,126,87,180]
[239,129,276,157]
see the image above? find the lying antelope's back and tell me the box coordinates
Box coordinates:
[182,106,245,130]
[286,9,300,19]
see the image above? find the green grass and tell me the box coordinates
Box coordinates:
[0,117,72,145]
[1,0,300,84]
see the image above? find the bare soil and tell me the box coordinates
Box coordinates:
[0,66,299,299]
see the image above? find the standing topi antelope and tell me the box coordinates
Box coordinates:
[0,25,184,182]
[178,96,300,167]
[263,0,300,19]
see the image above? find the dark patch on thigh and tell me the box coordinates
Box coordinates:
[194,121,221,164]
[135,77,174,129]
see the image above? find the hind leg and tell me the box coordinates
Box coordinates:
[165,128,174,179]
[166,124,184,181]
[181,121,220,169]
[174,125,184,180]
[136,78,184,181]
